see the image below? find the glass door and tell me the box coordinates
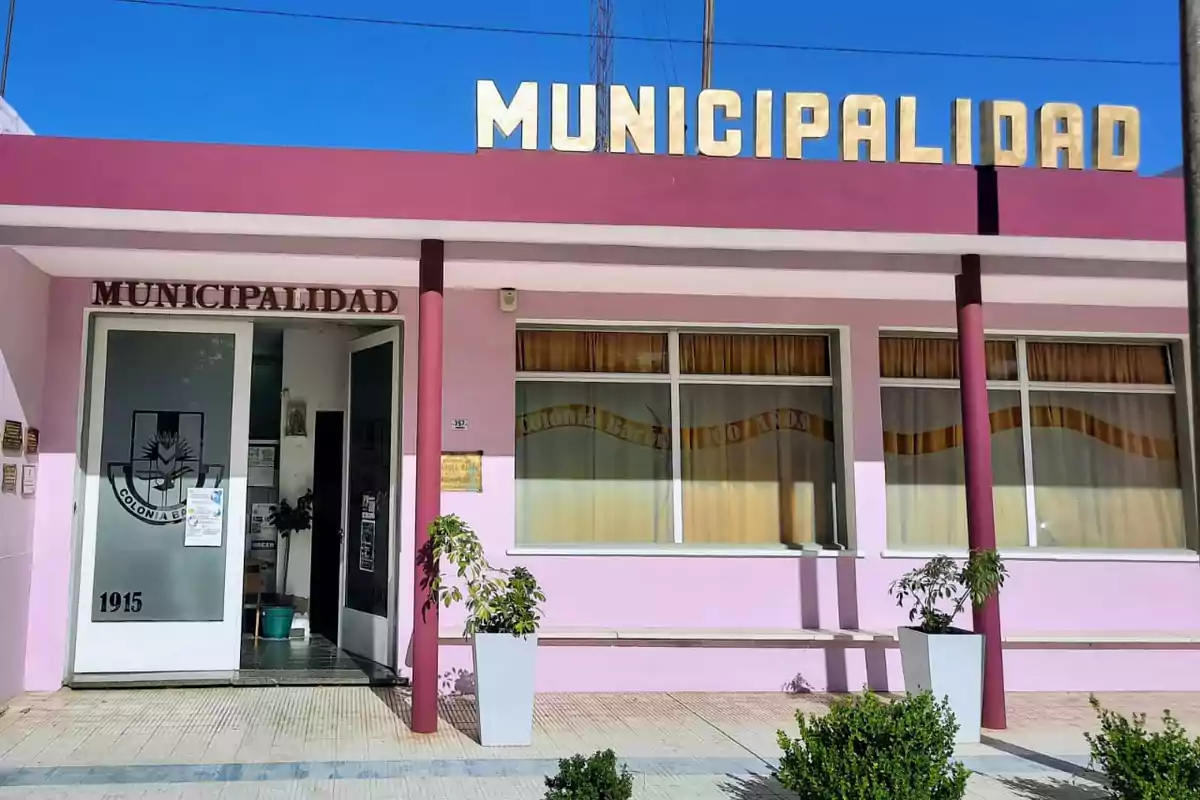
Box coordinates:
[340,327,401,668]
[72,317,253,674]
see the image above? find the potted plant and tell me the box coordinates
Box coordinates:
[262,490,313,640]
[427,514,546,746]
[888,550,1007,744]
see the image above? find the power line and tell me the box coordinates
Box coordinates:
[640,0,671,85]
[658,0,679,85]
[113,0,1180,68]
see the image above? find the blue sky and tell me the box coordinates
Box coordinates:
[4,0,1184,173]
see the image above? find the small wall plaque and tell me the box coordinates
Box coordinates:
[2,421,22,452]
[20,465,35,497]
[24,427,38,455]
[441,451,483,493]
[1,464,15,493]
[452,418,469,431]
[284,400,308,437]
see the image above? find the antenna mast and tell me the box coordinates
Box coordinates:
[1,0,16,97]
[701,0,714,89]
[590,0,614,151]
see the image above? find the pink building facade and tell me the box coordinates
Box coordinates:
[0,135,1197,705]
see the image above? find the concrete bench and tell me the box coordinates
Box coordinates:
[439,628,1200,649]
[1003,631,1200,649]
[438,627,895,646]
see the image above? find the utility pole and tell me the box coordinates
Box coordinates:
[701,0,714,89]
[1,0,16,97]
[1182,0,1200,515]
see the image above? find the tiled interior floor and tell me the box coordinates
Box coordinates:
[236,635,399,686]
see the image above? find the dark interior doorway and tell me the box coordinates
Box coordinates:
[309,410,345,643]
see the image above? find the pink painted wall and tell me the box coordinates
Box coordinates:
[431,288,1200,693]
[0,250,49,703]
[22,280,1200,694]
[23,279,89,692]
[0,137,1184,243]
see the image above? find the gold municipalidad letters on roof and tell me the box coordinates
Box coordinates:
[476,80,1141,172]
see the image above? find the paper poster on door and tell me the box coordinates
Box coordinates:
[358,520,375,572]
[249,502,273,535]
[185,487,224,547]
[247,446,276,487]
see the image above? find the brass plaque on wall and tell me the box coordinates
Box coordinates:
[441,452,483,493]
[2,421,22,452]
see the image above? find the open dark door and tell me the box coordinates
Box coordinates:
[341,327,400,667]
[308,411,344,643]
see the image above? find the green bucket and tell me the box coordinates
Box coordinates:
[260,605,295,640]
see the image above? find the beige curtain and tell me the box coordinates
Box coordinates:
[882,387,1028,549]
[680,333,829,376]
[516,331,837,547]
[1030,391,1184,548]
[680,384,836,546]
[880,337,1017,381]
[881,340,1183,550]
[517,330,667,374]
[1028,342,1181,548]
[515,382,673,544]
[678,333,835,546]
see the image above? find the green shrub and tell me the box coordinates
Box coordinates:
[1085,695,1200,799]
[775,691,969,800]
[543,749,633,800]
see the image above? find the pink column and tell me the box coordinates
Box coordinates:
[411,239,444,734]
[956,254,1007,730]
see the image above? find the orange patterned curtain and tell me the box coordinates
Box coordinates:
[680,334,829,376]
[517,330,667,373]
[1027,342,1170,384]
[879,337,1017,381]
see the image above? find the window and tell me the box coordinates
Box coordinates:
[881,336,1187,550]
[516,329,840,548]
[1026,341,1184,549]
[880,337,1027,549]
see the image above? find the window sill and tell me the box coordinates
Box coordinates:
[507,546,864,559]
[881,548,1199,563]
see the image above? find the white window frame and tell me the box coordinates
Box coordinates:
[879,332,1190,554]
[515,325,840,551]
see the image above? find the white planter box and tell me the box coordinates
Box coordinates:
[472,632,538,747]
[897,626,983,744]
